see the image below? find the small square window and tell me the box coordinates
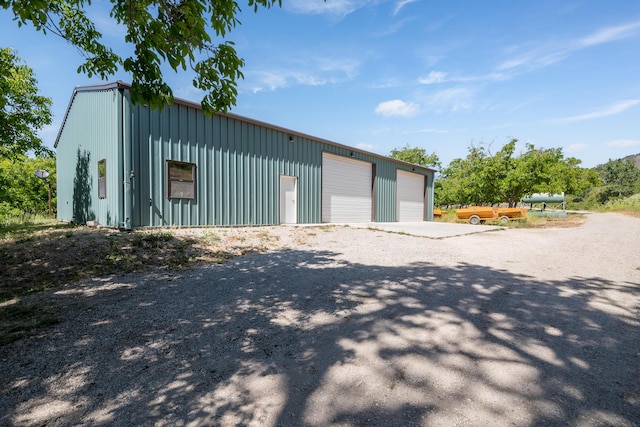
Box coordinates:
[166,160,196,199]
[98,159,106,199]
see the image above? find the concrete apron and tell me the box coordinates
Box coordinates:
[349,221,504,239]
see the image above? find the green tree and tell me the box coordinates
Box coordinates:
[551,157,601,201]
[0,47,53,159]
[490,141,569,207]
[435,158,475,207]
[390,144,441,169]
[1,0,282,113]
[436,139,593,207]
[436,144,493,206]
[594,158,640,203]
[0,154,56,216]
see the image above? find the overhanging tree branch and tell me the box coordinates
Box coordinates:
[1,0,283,113]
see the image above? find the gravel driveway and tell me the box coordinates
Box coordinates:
[1,213,639,427]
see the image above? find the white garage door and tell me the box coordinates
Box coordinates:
[397,170,425,222]
[322,153,372,223]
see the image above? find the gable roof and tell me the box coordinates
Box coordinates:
[54,81,124,149]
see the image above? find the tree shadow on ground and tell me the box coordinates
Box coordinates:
[0,248,638,426]
[72,149,95,225]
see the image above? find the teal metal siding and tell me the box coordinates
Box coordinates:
[56,82,434,228]
[56,89,123,227]
[126,94,434,226]
[131,104,328,226]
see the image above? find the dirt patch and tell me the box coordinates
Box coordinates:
[522,213,588,228]
[0,226,307,345]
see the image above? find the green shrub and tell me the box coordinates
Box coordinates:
[0,202,23,220]
[604,193,640,211]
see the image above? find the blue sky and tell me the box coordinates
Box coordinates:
[2,0,640,168]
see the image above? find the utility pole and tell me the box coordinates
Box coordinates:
[34,169,52,217]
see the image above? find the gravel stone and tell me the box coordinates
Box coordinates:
[1,213,639,426]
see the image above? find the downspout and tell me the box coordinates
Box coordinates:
[121,88,133,230]
[427,171,435,221]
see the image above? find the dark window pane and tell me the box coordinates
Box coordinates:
[170,180,195,199]
[166,160,196,200]
[169,162,194,181]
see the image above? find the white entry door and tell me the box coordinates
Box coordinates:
[279,175,298,224]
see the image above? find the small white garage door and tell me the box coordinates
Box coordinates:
[397,170,425,222]
[322,153,373,223]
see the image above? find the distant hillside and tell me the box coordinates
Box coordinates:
[623,153,640,168]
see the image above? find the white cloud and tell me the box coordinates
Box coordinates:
[418,71,448,84]
[244,56,360,92]
[247,69,329,92]
[316,57,360,78]
[369,78,404,89]
[579,21,640,47]
[392,0,418,16]
[285,0,373,17]
[356,142,376,151]
[497,20,640,73]
[424,87,475,112]
[376,16,416,36]
[375,99,419,117]
[406,128,449,134]
[497,46,567,72]
[606,139,640,148]
[174,84,206,101]
[418,70,508,85]
[565,143,586,153]
[250,71,289,91]
[558,100,639,123]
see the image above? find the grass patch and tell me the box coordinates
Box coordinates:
[0,218,74,240]
[0,222,286,345]
[612,209,640,218]
[201,230,221,244]
[603,194,640,212]
[133,231,174,248]
[4,218,247,345]
[0,300,61,346]
[433,210,457,222]
[520,213,587,228]
[0,227,229,302]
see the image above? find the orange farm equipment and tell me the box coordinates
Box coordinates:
[456,206,528,225]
